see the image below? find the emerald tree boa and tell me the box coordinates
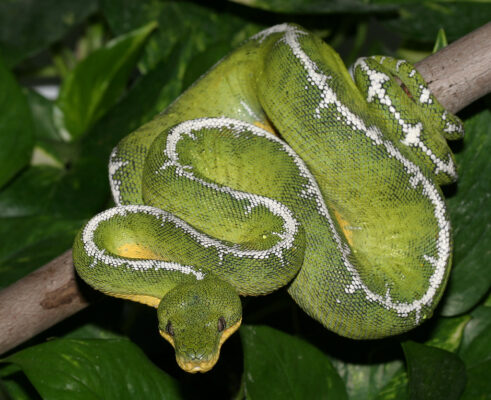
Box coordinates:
[73,24,464,373]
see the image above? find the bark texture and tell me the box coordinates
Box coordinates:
[415,22,491,114]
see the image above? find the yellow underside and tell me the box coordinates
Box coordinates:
[254,120,277,135]
[105,292,161,308]
[101,243,165,307]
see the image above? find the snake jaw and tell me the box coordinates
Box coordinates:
[159,329,175,347]
[159,318,242,373]
[219,318,242,347]
[176,355,220,374]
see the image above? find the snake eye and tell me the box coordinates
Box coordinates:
[218,317,226,332]
[166,321,174,336]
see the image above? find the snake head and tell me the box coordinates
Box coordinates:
[157,277,242,373]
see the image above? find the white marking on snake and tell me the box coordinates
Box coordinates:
[252,23,303,43]
[396,60,405,71]
[419,86,432,104]
[354,57,456,179]
[82,205,205,279]
[240,100,261,121]
[162,118,300,262]
[108,148,129,206]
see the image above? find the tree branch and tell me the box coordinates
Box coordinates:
[1,22,490,356]
[0,250,88,354]
[415,22,491,114]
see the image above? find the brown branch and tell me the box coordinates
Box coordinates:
[415,22,491,114]
[0,250,88,354]
[1,22,490,356]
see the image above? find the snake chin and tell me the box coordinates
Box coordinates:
[177,358,219,374]
[164,319,242,373]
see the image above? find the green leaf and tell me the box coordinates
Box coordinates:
[459,306,491,399]
[0,0,98,67]
[25,89,63,142]
[0,216,84,288]
[30,143,66,169]
[0,364,39,400]
[62,323,124,340]
[2,339,182,400]
[385,3,491,43]
[25,89,71,167]
[101,0,261,74]
[373,370,408,400]
[459,306,491,368]
[0,41,184,286]
[424,315,471,353]
[49,46,184,220]
[440,110,491,316]
[241,325,348,399]
[432,28,448,53]
[402,341,466,400]
[461,360,491,400]
[0,167,64,218]
[54,22,157,140]
[333,360,403,400]
[372,314,471,400]
[226,0,395,13]
[0,57,34,189]
[0,164,92,287]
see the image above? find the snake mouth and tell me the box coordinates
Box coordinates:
[176,355,220,374]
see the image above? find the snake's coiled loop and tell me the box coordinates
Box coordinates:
[73,24,464,372]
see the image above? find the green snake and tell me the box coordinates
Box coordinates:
[73,24,464,373]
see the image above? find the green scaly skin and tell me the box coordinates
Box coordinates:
[73,24,464,373]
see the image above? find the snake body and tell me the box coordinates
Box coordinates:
[73,24,463,373]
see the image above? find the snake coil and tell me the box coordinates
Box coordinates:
[73,24,464,373]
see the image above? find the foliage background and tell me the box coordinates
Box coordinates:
[0,0,489,398]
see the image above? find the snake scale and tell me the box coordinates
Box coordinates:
[73,24,464,373]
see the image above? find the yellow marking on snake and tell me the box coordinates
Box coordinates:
[106,292,161,308]
[254,120,276,135]
[333,209,354,247]
[117,243,160,260]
